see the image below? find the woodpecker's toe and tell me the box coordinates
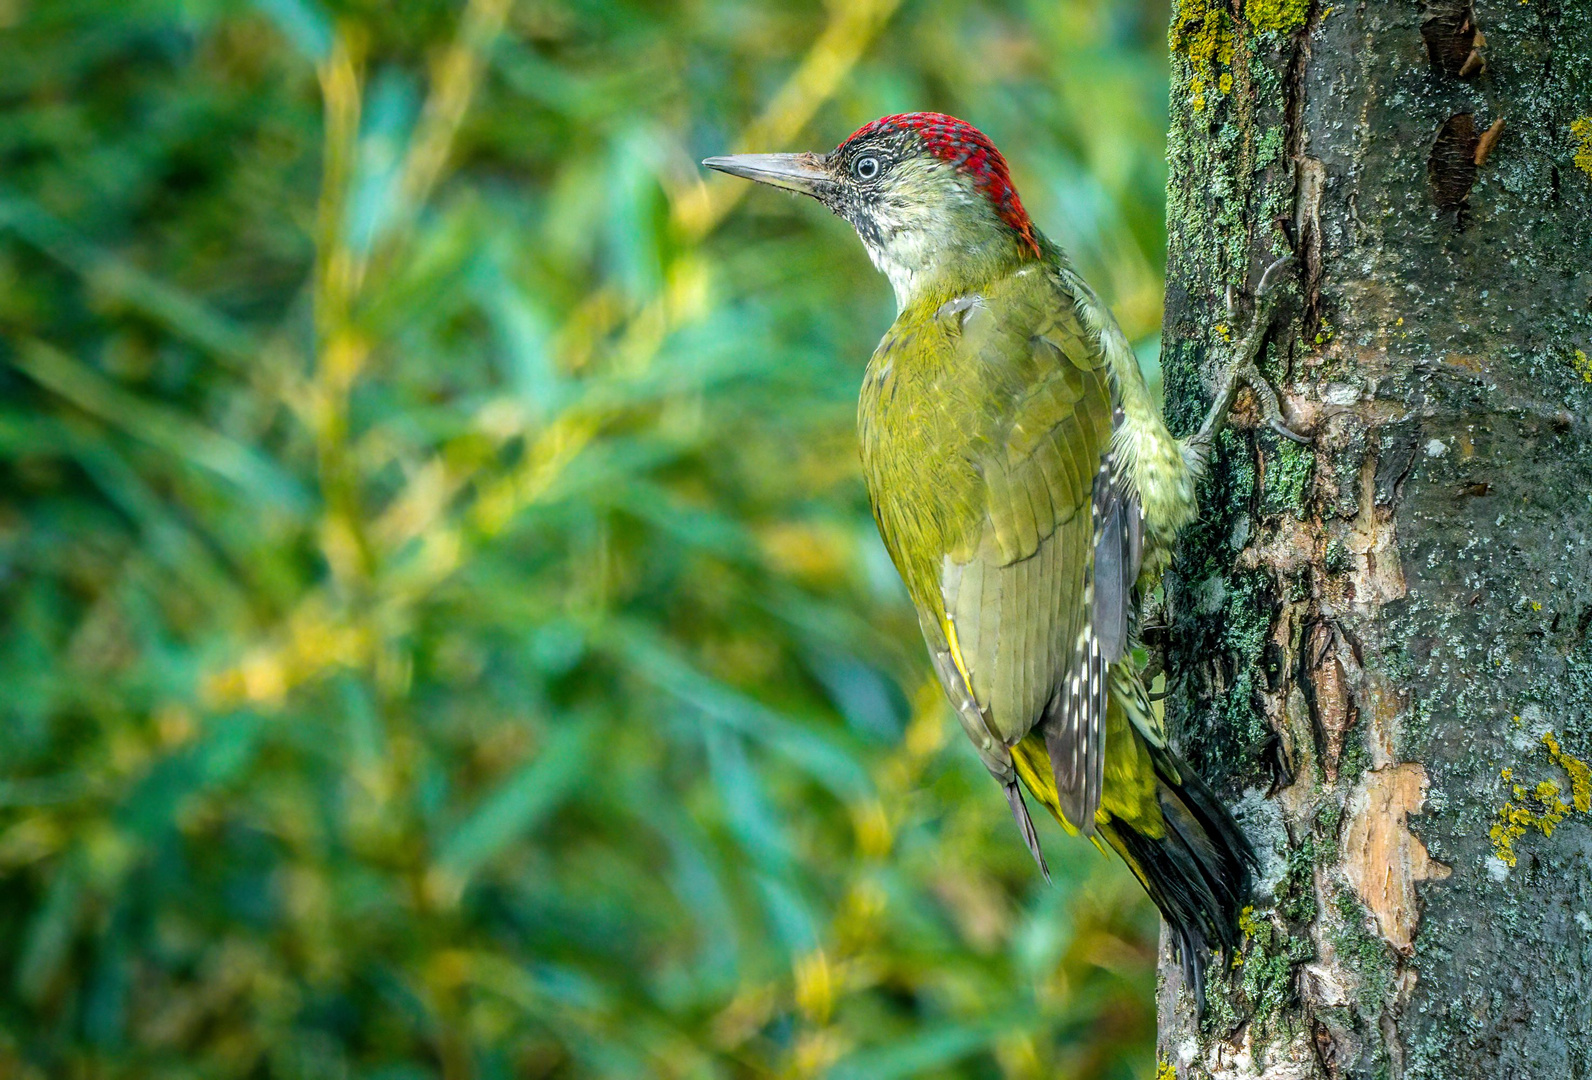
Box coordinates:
[1239,362,1311,445]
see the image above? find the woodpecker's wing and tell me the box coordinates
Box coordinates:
[930,266,1124,834]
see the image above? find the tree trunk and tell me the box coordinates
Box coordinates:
[1155,1,1592,1077]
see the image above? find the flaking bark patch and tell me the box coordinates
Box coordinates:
[1304,621,1355,783]
[1340,764,1451,955]
[1344,455,1406,610]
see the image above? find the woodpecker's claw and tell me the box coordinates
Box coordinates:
[1240,361,1312,445]
[1255,254,1295,298]
[1272,418,1313,445]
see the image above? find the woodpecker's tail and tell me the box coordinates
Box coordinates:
[1097,743,1256,1004]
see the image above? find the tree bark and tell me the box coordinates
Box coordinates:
[1155,1,1592,1077]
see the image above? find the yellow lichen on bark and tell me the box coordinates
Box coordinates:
[1490,730,1592,867]
[1571,347,1592,384]
[1573,117,1592,178]
[1545,732,1592,812]
[1170,0,1234,112]
[1244,0,1310,33]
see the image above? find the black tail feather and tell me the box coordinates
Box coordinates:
[1100,744,1255,1007]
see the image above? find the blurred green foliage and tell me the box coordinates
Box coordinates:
[0,0,1175,1076]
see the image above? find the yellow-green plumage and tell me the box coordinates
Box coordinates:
[704,111,1255,992]
[857,253,1252,992]
[860,257,1159,835]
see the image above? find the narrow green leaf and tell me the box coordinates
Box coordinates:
[827,1022,1000,1080]
[436,720,595,881]
[250,0,334,60]
[0,195,259,369]
[9,339,309,513]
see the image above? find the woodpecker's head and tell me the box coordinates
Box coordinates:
[705,113,1041,307]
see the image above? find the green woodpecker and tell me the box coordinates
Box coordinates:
[707,113,1279,988]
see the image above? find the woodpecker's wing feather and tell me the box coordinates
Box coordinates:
[920,584,1051,875]
[917,605,1009,779]
[858,264,1120,833]
[936,269,1117,832]
[1091,440,1142,666]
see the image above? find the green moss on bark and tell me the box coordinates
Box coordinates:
[1260,439,1314,518]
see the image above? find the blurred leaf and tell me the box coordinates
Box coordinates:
[611,621,872,801]
[0,195,260,369]
[9,339,308,513]
[829,1019,1005,1080]
[436,718,595,884]
[251,0,333,61]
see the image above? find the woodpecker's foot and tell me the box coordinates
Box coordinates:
[1188,256,1310,460]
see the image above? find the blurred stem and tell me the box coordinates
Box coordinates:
[399,0,516,212]
[308,16,523,1072]
[311,0,516,598]
[790,676,948,1075]
[717,675,949,1076]
[313,30,374,591]
[672,0,906,239]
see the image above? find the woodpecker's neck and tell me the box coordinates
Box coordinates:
[862,225,1037,310]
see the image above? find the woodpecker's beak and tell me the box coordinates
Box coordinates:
[701,152,833,197]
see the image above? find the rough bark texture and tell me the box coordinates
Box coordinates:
[1155,1,1592,1077]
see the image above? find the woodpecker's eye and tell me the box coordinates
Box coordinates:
[853,156,881,180]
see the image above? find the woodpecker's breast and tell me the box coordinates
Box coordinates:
[857,309,986,607]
